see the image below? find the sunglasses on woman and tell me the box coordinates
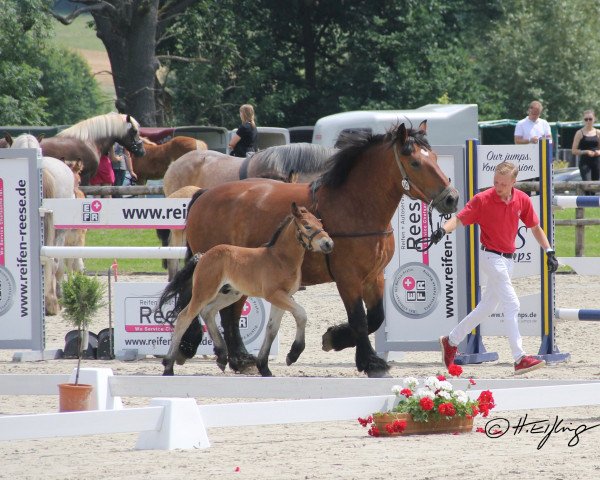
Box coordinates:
[584,118,594,121]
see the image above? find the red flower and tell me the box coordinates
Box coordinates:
[436,374,447,381]
[368,426,380,437]
[438,402,456,417]
[357,416,373,427]
[234,467,241,472]
[448,364,463,377]
[477,390,496,418]
[471,405,479,417]
[419,397,435,411]
[385,419,407,434]
[476,427,485,433]
[469,378,477,385]
[400,388,413,397]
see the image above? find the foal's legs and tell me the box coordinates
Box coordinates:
[257,290,308,377]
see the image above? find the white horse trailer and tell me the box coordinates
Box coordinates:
[312,104,478,147]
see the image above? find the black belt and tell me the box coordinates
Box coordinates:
[481,246,515,259]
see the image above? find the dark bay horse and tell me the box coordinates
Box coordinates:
[159,203,333,377]
[166,121,459,377]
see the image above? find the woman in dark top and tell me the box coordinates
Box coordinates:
[229,104,258,157]
[572,110,600,193]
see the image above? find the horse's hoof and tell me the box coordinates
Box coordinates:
[217,361,227,372]
[366,369,392,378]
[175,351,188,365]
[259,368,273,377]
[229,353,257,374]
[162,367,174,376]
[237,363,259,375]
[322,329,334,352]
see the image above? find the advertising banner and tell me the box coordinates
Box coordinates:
[0,149,44,349]
[114,282,277,357]
[379,147,467,350]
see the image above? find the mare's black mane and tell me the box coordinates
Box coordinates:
[311,123,431,190]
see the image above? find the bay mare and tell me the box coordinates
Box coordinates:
[159,203,334,377]
[167,122,460,377]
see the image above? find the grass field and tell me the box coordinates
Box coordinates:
[52,15,103,51]
[81,207,600,275]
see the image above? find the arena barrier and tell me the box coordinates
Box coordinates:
[2,368,600,450]
[552,195,600,320]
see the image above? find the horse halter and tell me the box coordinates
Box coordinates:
[392,142,453,253]
[294,219,324,251]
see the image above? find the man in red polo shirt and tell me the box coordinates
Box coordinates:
[431,161,559,374]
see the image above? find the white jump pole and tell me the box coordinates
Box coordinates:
[40,246,187,259]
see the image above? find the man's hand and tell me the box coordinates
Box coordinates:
[546,249,559,273]
[430,227,446,245]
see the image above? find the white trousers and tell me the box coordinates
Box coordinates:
[449,251,525,362]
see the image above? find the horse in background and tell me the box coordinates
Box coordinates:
[63,160,87,273]
[11,134,76,315]
[159,202,334,377]
[162,143,335,197]
[131,136,207,185]
[41,112,145,185]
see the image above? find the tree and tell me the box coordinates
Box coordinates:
[51,0,200,126]
[0,0,104,125]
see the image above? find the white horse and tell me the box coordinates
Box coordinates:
[11,134,76,315]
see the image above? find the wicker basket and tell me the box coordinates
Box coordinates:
[373,412,474,436]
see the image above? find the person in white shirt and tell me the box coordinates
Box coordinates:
[514,100,552,144]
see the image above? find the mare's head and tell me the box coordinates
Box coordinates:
[387,121,458,214]
[291,202,333,254]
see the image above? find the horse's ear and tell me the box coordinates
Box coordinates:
[4,132,12,146]
[291,202,300,216]
[398,123,408,144]
[418,120,428,133]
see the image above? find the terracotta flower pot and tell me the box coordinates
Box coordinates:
[373,412,473,436]
[58,383,93,412]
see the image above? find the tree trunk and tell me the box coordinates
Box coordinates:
[92,0,160,126]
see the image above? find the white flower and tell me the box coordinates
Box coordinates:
[415,388,435,400]
[403,377,419,390]
[391,385,402,395]
[437,391,451,400]
[424,376,441,391]
[454,390,469,404]
[439,381,453,392]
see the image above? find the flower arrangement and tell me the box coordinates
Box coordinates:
[358,365,495,436]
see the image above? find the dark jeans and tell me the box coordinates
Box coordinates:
[578,156,599,195]
[113,169,126,198]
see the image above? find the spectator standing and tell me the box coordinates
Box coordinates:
[571,109,600,194]
[514,100,553,144]
[111,143,137,197]
[228,104,258,157]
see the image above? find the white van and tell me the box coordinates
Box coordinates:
[312,104,478,147]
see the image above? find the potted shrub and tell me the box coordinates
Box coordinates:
[58,271,106,411]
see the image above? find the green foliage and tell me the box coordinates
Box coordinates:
[0,0,104,124]
[60,272,106,330]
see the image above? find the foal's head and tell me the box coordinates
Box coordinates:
[291,203,333,254]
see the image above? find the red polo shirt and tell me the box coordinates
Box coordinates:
[457,187,539,254]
